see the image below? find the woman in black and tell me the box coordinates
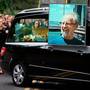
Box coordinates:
[0,15,7,74]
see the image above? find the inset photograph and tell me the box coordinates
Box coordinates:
[48,4,86,45]
[87,7,90,26]
[87,0,90,23]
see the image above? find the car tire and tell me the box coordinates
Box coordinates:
[12,63,31,86]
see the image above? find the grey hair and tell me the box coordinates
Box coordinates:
[62,13,79,25]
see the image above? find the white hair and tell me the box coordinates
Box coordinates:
[62,13,79,24]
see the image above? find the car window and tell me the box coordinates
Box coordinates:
[15,18,48,42]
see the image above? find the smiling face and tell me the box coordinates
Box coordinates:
[61,14,78,40]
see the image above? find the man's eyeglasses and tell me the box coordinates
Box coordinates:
[61,22,76,26]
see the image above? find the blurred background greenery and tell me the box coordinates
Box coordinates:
[0,0,42,15]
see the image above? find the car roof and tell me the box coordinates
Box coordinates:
[15,7,49,19]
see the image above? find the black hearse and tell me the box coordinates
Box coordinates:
[5,7,90,86]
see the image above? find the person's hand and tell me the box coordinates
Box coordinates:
[23,35,32,42]
[23,35,35,42]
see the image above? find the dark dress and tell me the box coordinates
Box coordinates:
[0,30,7,67]
[0,30,7,50]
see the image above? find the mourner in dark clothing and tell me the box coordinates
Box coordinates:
[0,14,14,74]
[0,15,7,74]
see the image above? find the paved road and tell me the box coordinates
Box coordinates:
[0,73,90,90]
[0,73,59,90]
[0,73,23,90]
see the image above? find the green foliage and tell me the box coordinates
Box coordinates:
[0,0,6,13]
[0,0,40,15]
[12,0,39,10]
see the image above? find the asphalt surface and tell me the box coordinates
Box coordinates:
[0,72,90,90]
[0,73,23,90]
[0,73,60,90]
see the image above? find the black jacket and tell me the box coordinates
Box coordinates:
[0,30,7,50]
